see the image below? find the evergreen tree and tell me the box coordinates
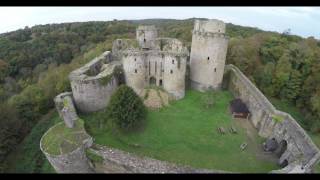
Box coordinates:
[107,85,146,131]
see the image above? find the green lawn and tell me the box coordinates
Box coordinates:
[83,90,278,173]
[268,97,320,173]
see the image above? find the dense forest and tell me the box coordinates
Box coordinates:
[0,18,320,172]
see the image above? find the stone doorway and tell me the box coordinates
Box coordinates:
[276,140,288,158]
[149,77,156,86]
[159,79,163,87]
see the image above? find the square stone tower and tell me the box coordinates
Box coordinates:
[136,25,158,49]
[190,19,229,92]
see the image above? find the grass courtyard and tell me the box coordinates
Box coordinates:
[83,90,279,173]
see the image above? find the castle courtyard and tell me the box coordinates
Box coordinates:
[82,90,279,173]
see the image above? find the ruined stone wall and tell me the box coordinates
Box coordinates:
[193,19,226,34]
[90,144,228,173]
[69,51,121,113]
[117,37,188,100]
[190,20,229,92]
[122,52,147,95]
[136,25,158,49]
[120,50,187,100]
[54,92,78,128]
[224,64,320,172]
[40,122,95,173]
[161,52,187,100]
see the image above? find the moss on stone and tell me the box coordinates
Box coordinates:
[99,74,113,86]
[86,149,103,164]
[272,114,284,123]
[41,119,90,156]
[98,66,123,86]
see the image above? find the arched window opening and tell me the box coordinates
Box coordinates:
[134,69,137,73]
[170,70,173,74]
[280,159,289,168]
[276,140,288,158]
[149,77,156,85]
[172,60,174,64]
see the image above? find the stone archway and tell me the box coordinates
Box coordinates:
[149,77,156,86]
[279,159,289,168]
[276,140,288,158]
[159,79,163,87]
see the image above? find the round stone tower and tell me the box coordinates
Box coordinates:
[136,25,158,49]
[190,19,229,92]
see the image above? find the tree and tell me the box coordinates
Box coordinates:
[0,59,8,82]
[106,85,146,131]
[280,70,302,101]
[271,52,292,96]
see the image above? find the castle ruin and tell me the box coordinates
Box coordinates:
[40,19,320,173]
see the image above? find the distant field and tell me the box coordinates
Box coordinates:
[83,90,278,173]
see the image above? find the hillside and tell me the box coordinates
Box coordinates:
[0,18,320,172]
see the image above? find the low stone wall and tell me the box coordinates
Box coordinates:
[90,144,229,173]
[69,51,121,113]
[40,122,95,173]
[224,64,320,173]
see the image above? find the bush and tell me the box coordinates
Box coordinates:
[107,85,146,132]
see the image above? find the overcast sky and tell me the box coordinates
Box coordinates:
[0,7,319,39]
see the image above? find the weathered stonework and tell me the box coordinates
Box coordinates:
[224,64,320,173]
[54,92,78,128]
[113,27,189,100]
[90,144,229,173]
[136,25,158,49]
[42,19,320,174]
[69,51,121,113]
[40,121,95,173]
[190,19,229,91]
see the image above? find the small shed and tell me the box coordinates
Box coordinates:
[229,98,250,119]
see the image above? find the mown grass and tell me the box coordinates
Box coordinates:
[83,90,278,173]
[268,97,320,173]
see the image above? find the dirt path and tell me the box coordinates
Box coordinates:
[142,88,169,109]
[233,118,279,164]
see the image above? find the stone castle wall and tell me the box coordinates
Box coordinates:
[190,20,229,92]
[90,144,229,173]
[193,19,226,34]
[40,122,95,173]
[54,92,78,128]
[69,51,121,113]
[115,35,188,100]
[224,64,320,172]
[121,50,187,100]
[136,25,158,49]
